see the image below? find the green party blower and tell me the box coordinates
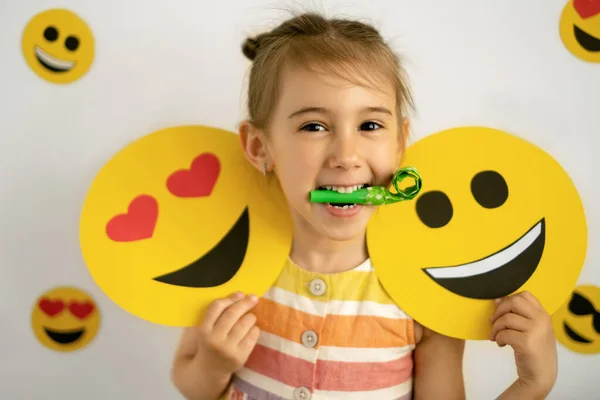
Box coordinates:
[309,167,422,205]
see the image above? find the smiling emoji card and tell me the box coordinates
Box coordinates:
[367,126,588,340]
[79,125,292,327]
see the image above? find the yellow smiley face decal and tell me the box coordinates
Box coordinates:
[552,284,600,354]
[31,287,100,352]
[559,0,600,63]
[22,9,94,84]
[368,126,588,340]
[79,125,292,327]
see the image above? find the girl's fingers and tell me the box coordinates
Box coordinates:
[227,312,257,345]
[238,325,261,356]
[494,329,521,349]
[490,312,531,341]
[519,291,545,312]
[491,292,537,323]
[201,292,244,330]
[213,295,259,336]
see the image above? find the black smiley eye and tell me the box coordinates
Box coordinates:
[65,36,80,51]
[43,26,58,42]
[416,190,453,228]
[471,170,508,209]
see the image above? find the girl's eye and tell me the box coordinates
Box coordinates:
[360,121,382,131]
[300,123,326,132]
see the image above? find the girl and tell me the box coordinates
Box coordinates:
[171,12,557,400]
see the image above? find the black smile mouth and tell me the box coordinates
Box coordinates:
[423,218,545,299]
[153,207,249,288]
[574,25,600,52]
[44,327,85,344]
[564,322,592,343]
[34,46,74,73]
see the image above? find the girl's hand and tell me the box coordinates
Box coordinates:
[171,292,260,400]
[490,291,558,398]
[196,292,261,374]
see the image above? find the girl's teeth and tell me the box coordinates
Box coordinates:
[321,184,366,193]
[332,204,356,209]
[330,185,362,193]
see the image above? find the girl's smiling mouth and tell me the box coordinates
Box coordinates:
[314,184,372,216]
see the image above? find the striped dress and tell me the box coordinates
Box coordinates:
[223,258,415,400]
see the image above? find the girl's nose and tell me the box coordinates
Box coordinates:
[328,135,360,170]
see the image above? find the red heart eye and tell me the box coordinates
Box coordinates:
[106,195,158,242]
[167,153,220,198]
[69,300,95,319]
[39,298,65,317]
[573,0,600,19]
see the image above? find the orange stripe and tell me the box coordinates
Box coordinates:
[253,298,414,348]
[321,314,413,348]
[253,298,322,345]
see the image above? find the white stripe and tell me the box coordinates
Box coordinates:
[327,299,410,319]
[263,286,327,315]
[257,331,414,363]
[312,378,413,400]
[263,286,410,319]
[318,344,415,363]
[235,367,296,398]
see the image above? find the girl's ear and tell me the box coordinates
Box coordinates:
[239,120,269,174]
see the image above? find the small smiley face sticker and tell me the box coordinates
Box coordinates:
[552,284,600,354]
[368,126,588,340]
[21,9,94,84]
[31,287,100,352]
[559,0,600,63]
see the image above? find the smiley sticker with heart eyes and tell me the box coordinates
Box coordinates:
[31,286,100,352]
[79,125,292,327]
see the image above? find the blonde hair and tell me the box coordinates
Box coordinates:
[241,12,414,133]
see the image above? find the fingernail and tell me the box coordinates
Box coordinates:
[249,294,258,302]
[494,298,501,304]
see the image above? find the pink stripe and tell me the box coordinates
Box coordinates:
[315,352,414,391]
[245,344,414,392]
[245,344,314,389]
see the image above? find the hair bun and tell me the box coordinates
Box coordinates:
[242,37,260,61]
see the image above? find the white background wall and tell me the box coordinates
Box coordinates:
[1,0,598,398]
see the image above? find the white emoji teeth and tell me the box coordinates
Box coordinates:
[35,46,75,71]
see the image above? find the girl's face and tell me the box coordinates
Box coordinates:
[263,64,405,243]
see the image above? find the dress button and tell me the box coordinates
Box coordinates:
[301,330,318,348]
[309,278,326,296]
[293,386,311,400]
